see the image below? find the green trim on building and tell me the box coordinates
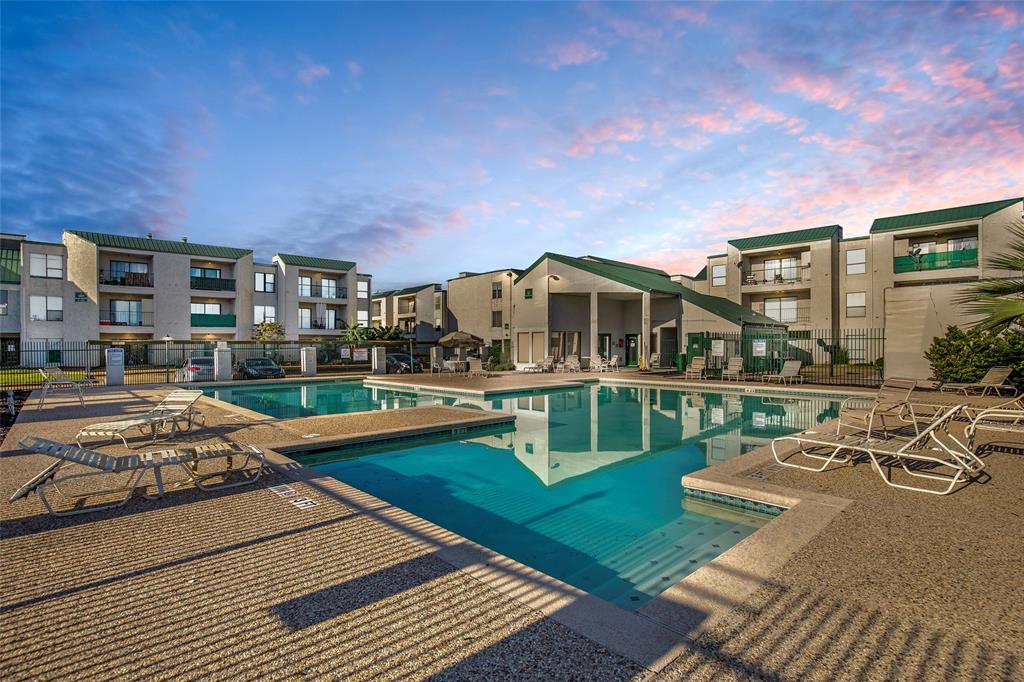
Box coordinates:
[274,253,355,271]
[691,265,707,281]
[191,313,237,327]
[447,267,523,281]
[0,248,20,284]
[67,230,251,259]
[580,255,669,276]
[869,197,1022,233]
[372,283,439,299]
[728,225,841,251]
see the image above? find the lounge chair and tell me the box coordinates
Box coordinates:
[538,356,555,373]
[563,354,581,373]
[37,366,93,408]
[762,360,804,384]
[11,437,265,516]
[590,355,607,372]
[684,357,705,380]
[940,366,1017,397]
[721,357,745,381]
[649,353,661,369]
[467,358,488,378]
[772,404,983,495]
[965,396,1024,448]
[75,390,207,447]
[606,354,620,372]
[836,377,919,438]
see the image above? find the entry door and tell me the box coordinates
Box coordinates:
[625,334,639,366]
[598,334,611,359]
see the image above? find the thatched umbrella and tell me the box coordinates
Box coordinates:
[438,330,485,348]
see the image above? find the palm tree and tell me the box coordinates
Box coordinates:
[956,217,1024,332]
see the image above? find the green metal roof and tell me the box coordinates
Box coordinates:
[580,255,669,276]
[728,225,841,251]
[67,230,251,259]
[447,267,523,281]
[692,265,707,281]
[869,197,1023,233]
[373,283,439,298]
[274,253,355,271]
[514,252,780,327]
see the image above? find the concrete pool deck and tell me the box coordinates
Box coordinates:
[1,381,1022,680]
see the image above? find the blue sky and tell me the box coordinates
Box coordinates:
[2,1,1022,288]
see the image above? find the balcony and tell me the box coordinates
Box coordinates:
[742,266,810,287]
[100,270,154,287]
[99,310,154,327]
[893,248,978,274]
[299,284,347,299]
[750,303,811,325]
[191,313,236,327]
[299,318,345,330]
[191,276,236,291]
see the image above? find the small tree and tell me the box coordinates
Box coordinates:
[924,326,1024,388]
[252,320,285,341]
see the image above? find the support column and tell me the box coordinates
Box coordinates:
[589,291,599,363]
[641,291,652,369]
[675,299,684,369]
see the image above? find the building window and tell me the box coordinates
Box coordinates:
[0,248,19,283]
[846,248,866,275]
[30,295,63,321]
[910,241,935,255]
[357,310,369,327]
[491,310,502,328]
[491,281,502,299]
[846,292,866,318]
[524,288,533,299]
[191,302,222,315]
[711,264,726,286]
[763,297,797,323]
[764,258,798,282]
[30,253,63,279]
[298,308,312,329]
[949,236,978,251]
[190,267,221,279]
[109,299,142,325]
[321,278,338,298]
[254,272,275,293]
[0,290,8,316]
[110,260,149,277]
[254,305,276,323]
[298,276,312,297]
[357,280,369,298]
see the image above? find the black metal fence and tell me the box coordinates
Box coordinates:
[0,339,442,391]
[686,328,885,387]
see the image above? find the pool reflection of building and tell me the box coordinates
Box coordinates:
[454,385,840,486]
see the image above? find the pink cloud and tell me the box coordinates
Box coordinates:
[630,247,712,277]
[544,39,607,70]
[576,182,622,199]
[798,132,876,154]
[443,208,466,230]
[566,115,646,157]
[297,58,331,85]
[920,58,998,106]
[775,73,852,110]
[684,111,740,134]
[534,156,559,169]
[857,99,886,122]
[347,61,363,78]
[997,43,1023,89]
[973,3,1023,28]
[662,4,710,25]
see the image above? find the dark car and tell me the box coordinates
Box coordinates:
[385,352,422,373]
[236,357,286,380]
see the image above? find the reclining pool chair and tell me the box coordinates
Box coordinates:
[10,437,264,516]
[940,366,1017,397]
[75,389,207,447]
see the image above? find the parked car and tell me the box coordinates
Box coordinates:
[235,357,286,380]
[386,352,422,373]
[177,355,214,382]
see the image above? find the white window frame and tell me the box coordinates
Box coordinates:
[711,264,726,286]
[846,292,866,318]
[764,296,797,323]
[846,248,866,275]
[254,305,276,323]
[30,295,63,321]
[356,310,369,327]
[298,308,312,329]
[190,302,222,315]
[357,281,369,298]
[298,276,312,297]
[30,253,63,279]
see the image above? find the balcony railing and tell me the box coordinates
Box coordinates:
[298,284,347,299]
[893,248,978,274]
[191,276,236,291]
[742,266,809,287]
[100,270,154,287]
[100,310,154,327]
[191,313,236,327]
[750,304,812,324]
[299,318,345,330]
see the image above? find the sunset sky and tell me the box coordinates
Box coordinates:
[2,1,1022,288]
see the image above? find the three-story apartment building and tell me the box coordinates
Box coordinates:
[371,283,447,341]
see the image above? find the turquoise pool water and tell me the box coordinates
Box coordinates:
[293,383,841,610]
[203,380,448,419]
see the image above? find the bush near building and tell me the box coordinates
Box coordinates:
[925,326,1024,389]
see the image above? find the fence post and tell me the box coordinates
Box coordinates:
[300,346,317,377]
[213,343,232,382]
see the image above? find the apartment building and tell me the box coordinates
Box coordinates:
[0,229,369,344]
[445,269,521,352]
[371,283,447,341]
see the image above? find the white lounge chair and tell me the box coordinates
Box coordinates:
[563,354,581,373]
[940,366,1017,397]
[467,358,488,378]
[762,360,804,384]
[771,404,983,495]
[37,366,93,408]
[607,354,620,372]
[721,357,745,381]
[538,356,555,373]
[684,357,705,380]
[965,396,1024,448]
[11,437,265,516]
[648,353,661,369]
[836,377,919,438]
[75,390,207,447]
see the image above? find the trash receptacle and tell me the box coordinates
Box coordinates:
[676,352,686,372]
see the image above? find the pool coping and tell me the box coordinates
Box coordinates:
[363,376,600,399]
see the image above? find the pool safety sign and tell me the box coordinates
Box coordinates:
[353,348,368,362]
[752,339,767,357]
[711,339,724,357]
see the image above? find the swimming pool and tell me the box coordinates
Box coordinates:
[289,382,841,610]
[203,380,447,419]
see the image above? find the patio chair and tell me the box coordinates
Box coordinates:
[607,354,620,372]
[11,437,265,516]
[939,366,1017,397]
[965,396,1024,448]
[37,366,92,408]
[649,353,661,369]
[684,357,705,380]
[467,358,488,378]
[771,404,983,495]
[538,356,555,373]
[836,377,919,438]
[564,355,581,373]
[75,389,207,447]
[721,357,745,381]
[762,360,804,384]
[590,355,606,372]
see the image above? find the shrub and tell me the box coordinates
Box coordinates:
[924,326,1024,388]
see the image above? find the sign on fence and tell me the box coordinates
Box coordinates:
[353,348,368,362]
[752,339,767,357]
[711,339,724,357]
[339,347,351,360]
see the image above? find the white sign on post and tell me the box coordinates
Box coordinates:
[753,340,767,357]
[339,347,352,360]
[711,339,724,357]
